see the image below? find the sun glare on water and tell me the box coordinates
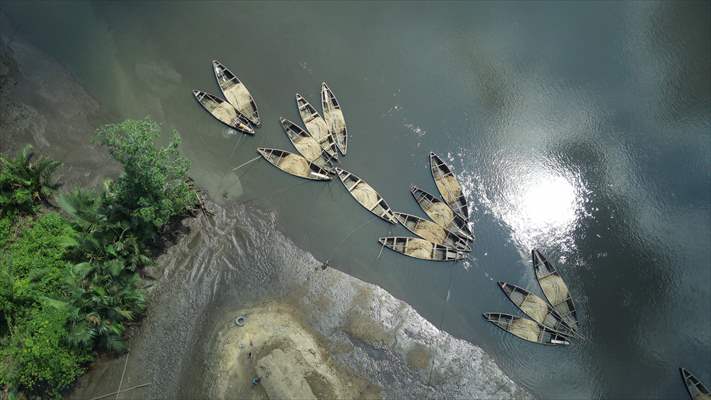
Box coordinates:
[494,163,587,252]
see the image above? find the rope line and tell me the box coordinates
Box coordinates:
[115,349,129,400]
[232,155,261,172]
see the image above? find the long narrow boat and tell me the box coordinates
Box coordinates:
[256,148,331,181]
[498,282,577,338]
[378,237,465,262]
[321,82,348,155]
[483,313,570,346]
[296,93,338,160]
[531,249,579,332]
[430,152,469,219]
[410,185,473,241]
[212,60,260,126]
[193,90,254,134]
[394,212,471,252]
[279,118,334,174]
[680,368,711,400]
[334,168,396,224]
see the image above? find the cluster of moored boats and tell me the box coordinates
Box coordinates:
[348,152,475,262]
[192,62,709,399]
[484,250,581,346]
[194,60,262,134]
[193,60,475,262]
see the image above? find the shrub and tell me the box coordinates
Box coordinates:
[0,305,89,399]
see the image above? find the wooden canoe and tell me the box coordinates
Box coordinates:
[212,60,260,126]
[256,148,331,181]
[394,212,471,252]
[193,90,254,134]
[279,118,334,174]
[430,152,469,219]
[379,236,465,261]
[334,168,396,224]
[531,249,579,332]
[680,368,711,400]
[296,93,338,159]
[321,82,348,155]
[483,312,570,346]
[410,185,473,241]
[498,282,577,338]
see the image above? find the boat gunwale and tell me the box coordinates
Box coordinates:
[482,312,570,346]
[378,236,465,262]
[531,249,580,332]
[212,60,261,127]
[394,211,472,252]
[680,368,711,400]
[192,89,254,134]
[321,82,348,155]
[335,168,396,224]
[428,152,469,220]
[279,117,334,172]
[497,281,577,338]
[256,147,331,181]
[409,184,473,240]
[296,93,339,159]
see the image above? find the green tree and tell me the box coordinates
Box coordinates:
[95,118,196,236]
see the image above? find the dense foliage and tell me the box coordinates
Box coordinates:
[0,118,196,398]
[0,145,61,218]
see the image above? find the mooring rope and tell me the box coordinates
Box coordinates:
[232,155,261,172]
[88,383,151,400]
[115,349,129,400]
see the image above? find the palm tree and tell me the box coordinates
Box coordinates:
[0,145,61,215]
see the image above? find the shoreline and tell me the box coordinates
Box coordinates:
[69,200,531,400]
[1,34,531,399]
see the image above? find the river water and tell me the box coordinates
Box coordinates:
[2,1,710,399]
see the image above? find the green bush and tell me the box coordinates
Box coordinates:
[4,213,76,297]
[0,213,84,398]
[1,305,90,399]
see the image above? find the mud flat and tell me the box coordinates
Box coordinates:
[66,201,531,400]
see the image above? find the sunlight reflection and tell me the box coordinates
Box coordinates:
[496,161,587,252]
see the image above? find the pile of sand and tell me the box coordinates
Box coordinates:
[208,303,378,400]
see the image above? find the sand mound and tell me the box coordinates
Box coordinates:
[520,295,549,325]
[405,239,434,259]
[208,303,377,400]
[279,154,311,177]
[509,318,541,343]
[435,175,462,204]
[424,201,454,226]
[540,274,569,306]
[351,183,379,210]
[415,220,447,244]
[294,136,323,162]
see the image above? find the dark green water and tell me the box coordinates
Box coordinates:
[2,1,710,398]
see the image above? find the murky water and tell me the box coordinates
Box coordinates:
[2,1,710,398]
